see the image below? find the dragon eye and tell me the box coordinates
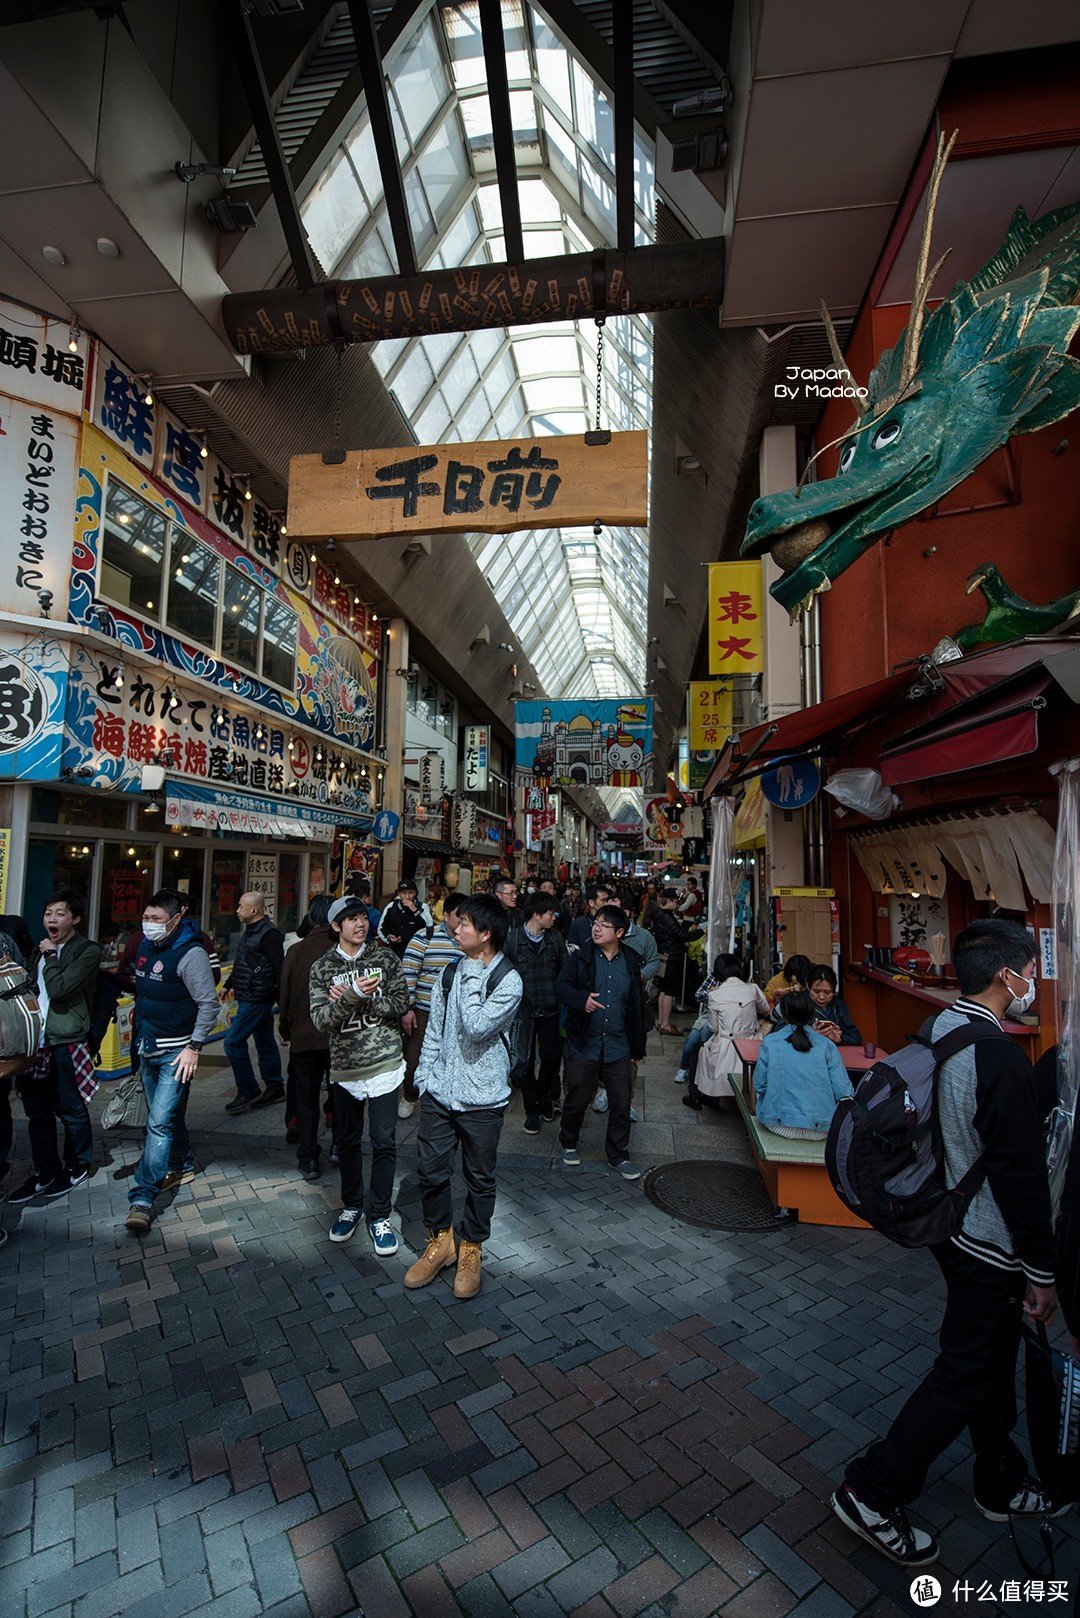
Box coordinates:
[838,442,857,473]
[871,419,901,450]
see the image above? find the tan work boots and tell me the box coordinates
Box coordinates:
[402,1228,484,1297]
[453,1241,482,1299]
[403,1227,457,1289]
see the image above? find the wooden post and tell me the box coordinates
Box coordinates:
[222,237,725,353]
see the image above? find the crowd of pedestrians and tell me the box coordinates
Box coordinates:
[3,878,1080,1569]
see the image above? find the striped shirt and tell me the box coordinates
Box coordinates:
[401,922,463,1012]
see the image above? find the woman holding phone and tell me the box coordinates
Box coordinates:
[309,897,409,1256]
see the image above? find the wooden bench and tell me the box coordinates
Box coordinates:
[731,1083,867,1229]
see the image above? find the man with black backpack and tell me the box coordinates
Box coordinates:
[404,894,521,1300]
[832,919,1061,1567]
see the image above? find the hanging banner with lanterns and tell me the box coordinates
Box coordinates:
[515,699,653,787]
[287,432,648,540]
[463,726,489,793]
[707,563,763,675]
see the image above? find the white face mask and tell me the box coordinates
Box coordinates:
[143,921,170,943]
[1004,967,1036,1017]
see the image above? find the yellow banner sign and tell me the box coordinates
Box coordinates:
[707,562,763,675]
[688,682,734,750]
[288,431,648,539]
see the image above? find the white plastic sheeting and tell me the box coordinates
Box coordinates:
[1048,759,1080,1215]
[706,796,736,969]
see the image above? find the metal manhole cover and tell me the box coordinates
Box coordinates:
[644,1160,788,1232]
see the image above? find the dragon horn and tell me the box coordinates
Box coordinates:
[820,301,864,423]
[895,128,958,397]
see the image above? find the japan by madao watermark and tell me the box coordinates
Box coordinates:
[774,365,869,403]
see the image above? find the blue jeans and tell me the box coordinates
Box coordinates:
[223,1001,282,1097]
[680,1019,710,1073]
[130,1048,194,1208]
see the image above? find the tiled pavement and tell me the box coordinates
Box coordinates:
[1,1034,1076,1618]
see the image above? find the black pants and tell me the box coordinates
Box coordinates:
[333,1083,398,1219]
[18,1049,94,1181]
[0,1075,11,1172]
[846,1243,1027,1513]
[290,1049,331,1170]
[417,1094,505,1244]
[520,1013,562,1116]
[560,1051,632,1165]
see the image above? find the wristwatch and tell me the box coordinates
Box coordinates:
[187,1041,204,1052]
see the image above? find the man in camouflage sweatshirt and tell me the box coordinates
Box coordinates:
[309,896,409,1257]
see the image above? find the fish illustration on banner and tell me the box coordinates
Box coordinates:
[515,700,653,788]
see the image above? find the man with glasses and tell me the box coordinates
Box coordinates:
[555,904,648,1181]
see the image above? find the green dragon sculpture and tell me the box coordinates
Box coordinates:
[740,131,1080,614]
[954,562,1080,651]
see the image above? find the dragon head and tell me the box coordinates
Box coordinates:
[741,132,1080,614]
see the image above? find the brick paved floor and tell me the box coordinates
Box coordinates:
[1,1034,1076,1617]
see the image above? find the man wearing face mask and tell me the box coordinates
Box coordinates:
[124,890,219,1235]
[834,919,1060,1569]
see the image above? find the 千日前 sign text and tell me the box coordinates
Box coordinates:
[287,432,648,539]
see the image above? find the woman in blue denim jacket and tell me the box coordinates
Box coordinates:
[754,991,851,1139]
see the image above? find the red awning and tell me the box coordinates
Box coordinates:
[703,637,1080,798]
[879,669,1051,784]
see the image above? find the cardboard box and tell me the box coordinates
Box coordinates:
[773,889,838,964]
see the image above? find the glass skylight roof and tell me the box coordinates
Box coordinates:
[301,0,653,701]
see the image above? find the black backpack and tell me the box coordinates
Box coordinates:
[439,955,517,1057]
[825,1021,1009,1247]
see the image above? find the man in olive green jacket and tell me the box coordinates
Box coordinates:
[9,888,102,1204]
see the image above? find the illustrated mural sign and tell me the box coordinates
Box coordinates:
[0,634,68,781]
[74,426,379,757]
[287,431,648,540]
[515,700,653,788]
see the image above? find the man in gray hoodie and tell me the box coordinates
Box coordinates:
[404,894,522,1300]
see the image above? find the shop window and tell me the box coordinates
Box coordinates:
[162,840,206,925]
[277,852,302,935]
[167,538,221,648]
[210,849,245,964]
[99,842,156,959]
[30,789,129,829]
[101,481,166,617]
[24,840,95,953]
[222,565,262,673]
[261,597,298,690]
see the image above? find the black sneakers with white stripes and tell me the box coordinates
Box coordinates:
[831,1485,940,1566]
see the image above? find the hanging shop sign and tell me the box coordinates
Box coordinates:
[643,796,685,854]
[687,680,734,751]
[246,852,279,909]
[515,699,653,788]
[454,801,478,847]
[707,562,764,675]
[287,431,648,540]
[418,750,445,805]
[0,828,10,911]
[761,757,821,808]
[0,297,87,414]
[463,726,489,793]
[0,394,79,620]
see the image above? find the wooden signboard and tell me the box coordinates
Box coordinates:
[287,431,648,539]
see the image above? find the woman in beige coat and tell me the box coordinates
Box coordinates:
[696,954,770,1103]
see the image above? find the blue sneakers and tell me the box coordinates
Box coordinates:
[368,1219,399,1257]
[329,1208,363,1243]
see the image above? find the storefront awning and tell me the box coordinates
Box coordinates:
[165,781,373,842]
[879,670,1052,786]
[705,637,1080,797]
[403,835,456,856]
